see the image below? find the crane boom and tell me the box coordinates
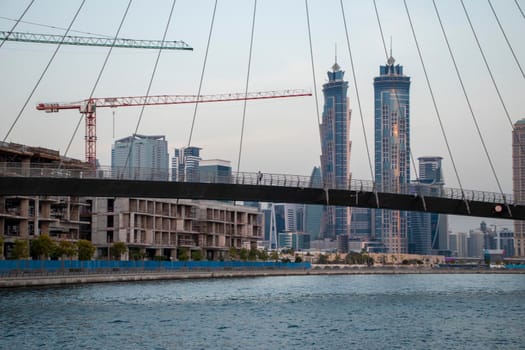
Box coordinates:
[36,89,312,166]
[0,31,192,50]
[36,89,312,111]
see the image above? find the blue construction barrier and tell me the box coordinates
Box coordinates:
[506,264,525,269]
[0,260,311,274]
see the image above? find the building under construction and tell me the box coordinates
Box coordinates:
[0,142,262,260]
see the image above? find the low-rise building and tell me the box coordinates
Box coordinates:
[91,198,262,260]
[0,142,263,261]
[0,142,92,258]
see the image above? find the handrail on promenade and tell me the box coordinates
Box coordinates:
[0,162,516,205]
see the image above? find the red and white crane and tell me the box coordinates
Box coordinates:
[36,89,312,166]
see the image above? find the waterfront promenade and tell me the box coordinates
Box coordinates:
[1,265,524,288]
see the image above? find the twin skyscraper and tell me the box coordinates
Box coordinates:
[319,54,445,254]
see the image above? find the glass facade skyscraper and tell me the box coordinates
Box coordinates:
[199,159,232,183]
[374,56,410,253]
[304,166,323,241]
[111,134,169,180]
[172,146,202,182]
[418,156,448,253]
[320,61,352,238]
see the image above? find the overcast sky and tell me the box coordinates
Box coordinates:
[1,0,524,232]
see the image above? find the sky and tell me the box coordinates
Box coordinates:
[0,0,524,233]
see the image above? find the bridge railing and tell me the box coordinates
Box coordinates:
[0,163,516,205]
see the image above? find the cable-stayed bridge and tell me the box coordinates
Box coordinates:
[0,164,521,220]
[0,0,524,227]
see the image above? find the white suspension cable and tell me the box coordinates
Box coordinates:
[3,0,87,143]
[236,0,257,173]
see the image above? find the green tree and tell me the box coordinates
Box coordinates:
[248,248,258,261]
[53,240,77,260]
[30,234,56,259]
[178,247,189,261]
[77,240,96,260]
[239,248,249,261]
[12,239,29,259]
[191,250,203,261]
[229,247,239,260]
[129,247,145,261]
[0,235,4,259]
[269,250,279,262]
[294,254,303,263]
[317,254,329,264]
[110,242,127,260]
[257,249,269,261]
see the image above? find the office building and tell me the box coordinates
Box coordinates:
[199,159,232,183]
[319,60,352,238]
[172,146,202,182]
[409,157,448,255]
[304,166,323,240]
[418,156,448,252]
[373,54,411,253]
[513,119,525,256]
[111,134,169,180]
[350,207,373,239]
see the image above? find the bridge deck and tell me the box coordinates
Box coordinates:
[0,176,522,220]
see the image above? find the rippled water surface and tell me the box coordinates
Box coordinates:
[1,274,524,349]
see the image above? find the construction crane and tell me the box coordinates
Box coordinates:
[0,31,192,50]
[36,89,312,166]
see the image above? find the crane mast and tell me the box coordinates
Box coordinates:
[36,89,312,166]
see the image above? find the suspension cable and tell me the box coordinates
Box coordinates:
[372,0,388,59]
[186,0,218,148]
[515,0,525,20]
[374,0,419,182]
[487,0,524,80]
[402,0,466,197]
[236,0,257,173]
[3,0,86,143]
[461,0,516,131]
[123,0,177,172]
[339,0,374,181]
[304,0,324,191]
[304,0,321,129]
[0,0,35,49]
[432,0,506,199]
[62,0,134,167]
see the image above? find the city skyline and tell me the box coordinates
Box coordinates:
[0,0,523,233]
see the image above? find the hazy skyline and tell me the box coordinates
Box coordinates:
[1,0,523,232]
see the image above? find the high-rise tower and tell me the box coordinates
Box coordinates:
[319,61,352,238]
[111,134,169,180]
[172,146,202,182]
[373,55,411,253]
[513,119,525,257]
[409,157,447,255]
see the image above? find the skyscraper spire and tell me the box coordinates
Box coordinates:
[387,36,395,66]
[332,43,340,72]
